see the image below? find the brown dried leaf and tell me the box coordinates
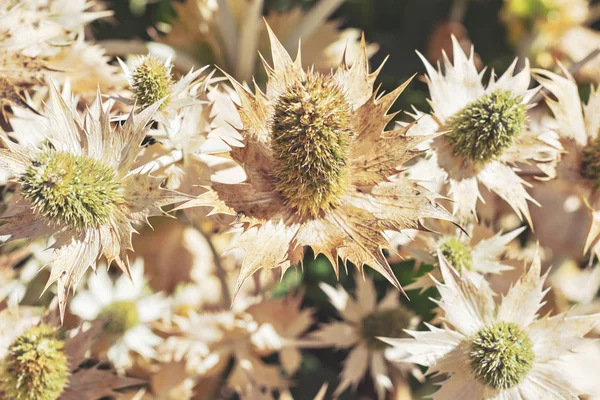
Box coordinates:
[60,363,145,400]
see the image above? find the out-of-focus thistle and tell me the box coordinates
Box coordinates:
[310,275,422,399]
[534,68,600,262]
[178,23,451,296]
[391,221,525,293]
[500,0,600,82]
[0,1,119,107]
[154,0,377,81]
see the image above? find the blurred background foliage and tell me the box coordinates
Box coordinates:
[89,1,600,398]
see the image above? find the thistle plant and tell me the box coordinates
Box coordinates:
[0,87,187,320]
[2,2,600,399]
[382,253,600,399]
[179,23,451,295]
[408,38,560,224]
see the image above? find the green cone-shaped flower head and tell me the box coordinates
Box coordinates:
[447,89,526,164]
[270,71,353,218]
[1,324,69,400]
[470,321,534,390]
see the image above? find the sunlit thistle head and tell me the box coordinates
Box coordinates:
[581,137,600,186]
[131,57,173,110]
[0,325,69,400]
[98,300,140,336]
[507,0,555,19]
[438,237,473,272]
[469,321,534,390]
[447,90,526,164]
[20,150,124,231]
[360,307,413,351]
[270,71,353,218]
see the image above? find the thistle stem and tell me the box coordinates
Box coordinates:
[130,149,183,175]
[235,0,263,82]
[185,215,232,308]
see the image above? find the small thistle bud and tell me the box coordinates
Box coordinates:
[20,150,124,231]
[469,321,534,390]
[360,308,413,350]
[130,57,173,110]
[270,71,352,218]
[438,237,473,272]
[0,325,69,400]
[98,300,140,336]
[447,90,526,164]
[581,137,600,185]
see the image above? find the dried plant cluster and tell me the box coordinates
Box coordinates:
[1,0,600,399]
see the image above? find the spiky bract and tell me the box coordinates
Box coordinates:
[0,325,69,400]
[360,308,412,350]
[469,321,534,390]
[271,71,352,218]
[447,89,526,164]
[131,57,173,110]
[20,150,124,231]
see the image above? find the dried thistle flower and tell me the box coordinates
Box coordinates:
[381,252,600,399]
[118,55,206,128]
[0,86,187,321]
[310,276,421,399]
[392,221,525,293]
[179,23,451,295]
[158,0,377,82]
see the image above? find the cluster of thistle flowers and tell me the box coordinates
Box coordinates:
[3,1,600,400]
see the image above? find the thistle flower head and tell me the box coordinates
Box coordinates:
[0,324,69,400]
[130,56,173,110]
[447,89,526,164]
[98,300,140,336]
[19,150,124,231]
[360,308,412,350]
[439,236,473,272]
[271,71,352,218]
[469,321,534,390]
